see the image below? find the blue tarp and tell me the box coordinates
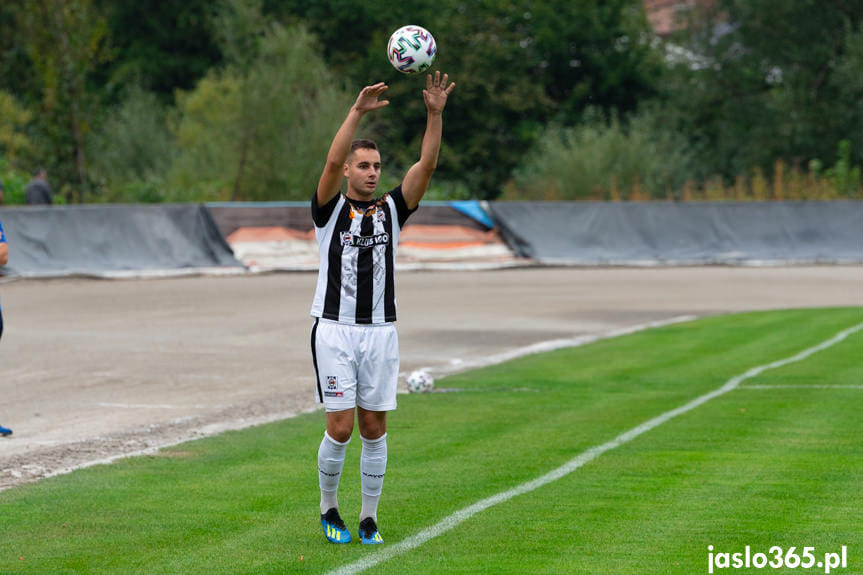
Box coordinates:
[449,201,494,229]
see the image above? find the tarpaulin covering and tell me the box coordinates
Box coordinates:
[488,201,863,265]
[448,201,494,229]
[206,200,492,236]
[0,204,242,278]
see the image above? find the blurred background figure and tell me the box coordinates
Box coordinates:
[0,214,10,437]
[25,168,52,205]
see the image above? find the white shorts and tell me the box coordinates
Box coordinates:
[311,318,399,412]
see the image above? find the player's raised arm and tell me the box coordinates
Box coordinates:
[316,83,390,207]
[401,71,455,210]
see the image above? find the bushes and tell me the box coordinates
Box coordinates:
[168,23,349,202]
[87,87,175,203]
[84,20,350,203]
[510,108,694,201]
[0,158,29,205]
[509,113,863,202]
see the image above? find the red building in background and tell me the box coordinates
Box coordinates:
[644,0,715,36]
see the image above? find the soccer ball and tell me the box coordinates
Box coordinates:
[387,25,437,74]
[406,370,435,393]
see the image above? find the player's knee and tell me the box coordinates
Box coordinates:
[327,425,353,444]
[358,419,386,440]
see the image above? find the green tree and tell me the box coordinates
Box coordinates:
[86,86,175,202]
[169,2,350,201]
[97,0,222,101]
[0,90,33,165]
[832,26,863,166]
[661,0,863,181]
[16,0,111,202]
[274,0,660,199]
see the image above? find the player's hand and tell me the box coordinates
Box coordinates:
[423,71,455,114]
[353,82,390,114]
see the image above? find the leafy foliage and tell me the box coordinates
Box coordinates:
[169,3,350,202]
[86,86,175,203]
[273,0,660,199]
[512,108,694,200]
[661,0,863,181]
[2,0,862,202]
[97,0,222,100]
[0,91,33,166]
[0,157,30,205]
[5,0,111,203]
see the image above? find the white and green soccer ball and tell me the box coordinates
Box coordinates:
[406,370,435,393]
[387,25,437,74]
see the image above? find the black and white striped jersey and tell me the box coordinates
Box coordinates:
[310,186,416,324]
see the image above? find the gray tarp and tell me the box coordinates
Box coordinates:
[488,201,863,265]
[205,200,491,237]
[0,204,242,278]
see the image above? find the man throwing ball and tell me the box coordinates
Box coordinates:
[310,71,455,545]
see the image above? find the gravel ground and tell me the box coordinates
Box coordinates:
[1,266,862,490]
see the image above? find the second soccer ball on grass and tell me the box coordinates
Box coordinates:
[406,370,435,393]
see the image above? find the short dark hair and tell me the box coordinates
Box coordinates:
[350,139,378,154]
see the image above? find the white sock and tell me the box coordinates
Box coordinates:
[318,431,350,514]
[360,433,388,522]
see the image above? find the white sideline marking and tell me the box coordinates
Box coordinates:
[426,315,698,379]
[328,320,863,575]
[8,406,323,489]
[740,384,863,390]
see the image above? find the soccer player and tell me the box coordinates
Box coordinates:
[310,72,455,544]
[0,216,12,437]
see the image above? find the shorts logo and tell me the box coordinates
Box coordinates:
[324,375,343,397]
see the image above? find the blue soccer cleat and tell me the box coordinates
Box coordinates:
[0,425,11,437]
[358,517,384,545]
[321,508,351,544]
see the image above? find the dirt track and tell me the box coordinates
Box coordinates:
[1,266,862,489]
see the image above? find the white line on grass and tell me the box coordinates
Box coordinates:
[421,315,698,379]
[740,384,863,389]
[328,320,863,575]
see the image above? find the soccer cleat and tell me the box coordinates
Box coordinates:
[358,517,384,545]
[0,425,11,437]
[321,508,351,544]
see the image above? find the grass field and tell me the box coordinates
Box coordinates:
[2,308,863,574]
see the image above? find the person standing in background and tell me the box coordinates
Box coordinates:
[25,168,52,205]
[0,216,11,436]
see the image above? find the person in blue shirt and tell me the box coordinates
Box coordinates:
[0,217,11,437]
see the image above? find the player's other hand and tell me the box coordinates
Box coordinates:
[353,83,390,114]
[423,71,455,114]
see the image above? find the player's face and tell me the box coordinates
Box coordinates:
[344,148,381,199]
